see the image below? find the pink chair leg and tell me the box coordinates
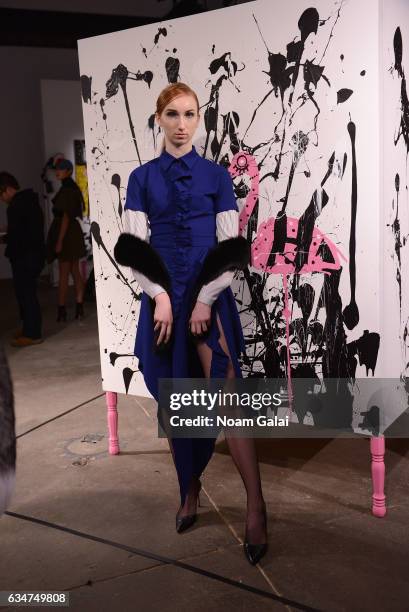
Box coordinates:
[370,436,386,517]
[106,391,120,455]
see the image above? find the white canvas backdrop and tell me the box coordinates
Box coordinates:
[78,0,383,411]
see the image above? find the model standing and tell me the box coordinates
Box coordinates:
[115,83,268,565]
[46,159,86,321]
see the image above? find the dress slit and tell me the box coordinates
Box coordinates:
[135,290,245,507]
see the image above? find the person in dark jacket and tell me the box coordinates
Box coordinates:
[0,172,45,347]
[46,159,86,321]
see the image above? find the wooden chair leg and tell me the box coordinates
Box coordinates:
[370,435,386,517]
[106,391,120,455]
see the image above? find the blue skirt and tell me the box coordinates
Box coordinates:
[134,259,245,505]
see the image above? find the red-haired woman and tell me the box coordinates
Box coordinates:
[115,83,267,565]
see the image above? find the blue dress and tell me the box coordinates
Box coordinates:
[124,145,246,505]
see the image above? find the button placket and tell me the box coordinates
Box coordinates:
[167,161,193,317]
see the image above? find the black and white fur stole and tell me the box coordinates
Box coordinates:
[113,233,250,348]
[190,236,251,308]
[114,233,172,352]
[187,236,250,343]
[114,233,172,295]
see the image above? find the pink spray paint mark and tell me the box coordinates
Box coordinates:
[229,152,260,234]
[228,151,347,415]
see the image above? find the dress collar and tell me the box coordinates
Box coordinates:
[159,145,199,171]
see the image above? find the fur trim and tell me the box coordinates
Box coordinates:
[114,233,173,354]
[190,236,251,306]
[114,233,172,295]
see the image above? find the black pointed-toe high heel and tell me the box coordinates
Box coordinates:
[244,503,268,565]
[175,480,202,534]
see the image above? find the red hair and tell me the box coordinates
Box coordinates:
[155,82,199,116]
[156,83,200,151]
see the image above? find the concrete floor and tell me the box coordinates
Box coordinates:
[0,277,408,612]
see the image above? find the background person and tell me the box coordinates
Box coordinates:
[0,171,45,347]
[46,159,86,321]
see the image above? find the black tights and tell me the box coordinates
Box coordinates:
[169,313,266,542]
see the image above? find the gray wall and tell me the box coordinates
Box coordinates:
[0,46,79,195]
[0,46,79,278]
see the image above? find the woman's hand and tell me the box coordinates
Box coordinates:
[154,292,173,345]
[189,300,211,336]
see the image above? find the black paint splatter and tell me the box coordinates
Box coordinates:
[110,352,134,366]
[111,174,122,219]
[394,27,403,77]
[202,51,243,160]
[153,27,167,45]
[140,70,154,88]
[165,56,180,83]
[266,52,291,100]
[209,52,238,77]
[393,27,409,152]
[391,173,402,311]
[247,7,329,176]
[123,367,136,393]
[90,221,137,298]
[80,75,92,103]
[105,64,142,165]
[100,98,106,121]
[298,7,319,42]
[91,146,103,160]
[337,88,353,104]
[349,330,380,376]
[343,120,359,330]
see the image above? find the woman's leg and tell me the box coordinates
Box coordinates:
[70,259,84,303]
[195,313,267,544]
[58,261,71,306]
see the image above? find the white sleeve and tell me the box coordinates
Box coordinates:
[123,208,167,299]
[196,210,239,306]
